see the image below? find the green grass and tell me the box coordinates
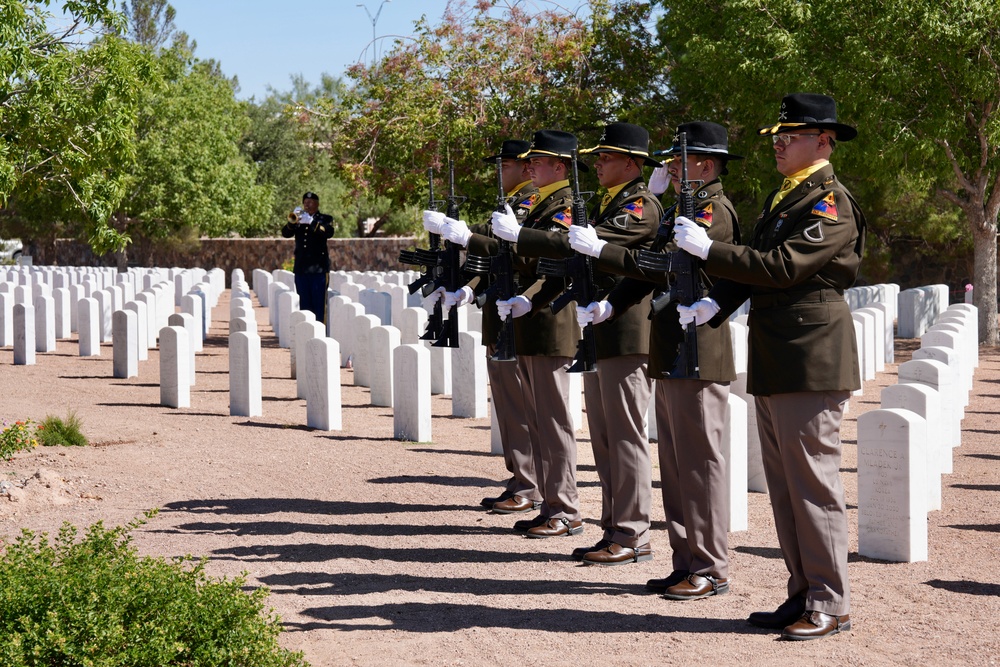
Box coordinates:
[37,411,88,447]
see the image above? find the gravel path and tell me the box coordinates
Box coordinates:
[1,291,998,666]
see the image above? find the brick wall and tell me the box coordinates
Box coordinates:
[47,237,420,284]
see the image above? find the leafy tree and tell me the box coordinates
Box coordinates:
[0,0,152,257]
[655,0,999,344]
[303,0,669,235]
[124,0,176,50]
[115,34,273,265]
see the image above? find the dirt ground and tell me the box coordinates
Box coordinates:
[1,290,998,667]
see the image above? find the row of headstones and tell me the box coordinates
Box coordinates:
[856,302,979,563]
[2,267,225,396]
[241,270,923,537]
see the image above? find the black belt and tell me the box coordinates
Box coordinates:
[750,288,844,310]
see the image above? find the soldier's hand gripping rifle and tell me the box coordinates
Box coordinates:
[432,159,465,348]
[476,156,517,361]
[539,149,598,374]
[398,168,446,342]
[634,132,704,379]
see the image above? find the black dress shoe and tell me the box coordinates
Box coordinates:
[645,570,689,593]
[748,595,807,629]
[480,489,514,508]
[572,539,613,561]
[781,611,851,641]
[512,514,548,532]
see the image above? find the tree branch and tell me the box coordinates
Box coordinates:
[937,138,977,195]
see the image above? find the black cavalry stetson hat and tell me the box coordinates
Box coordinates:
[656,121,742,175]
[656,121,743,161]
[581,122,662,167]
[482,139,531,163]
[757,92,857,141]
[518,129,589,172]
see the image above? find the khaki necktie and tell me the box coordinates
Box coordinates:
[770,178,795,210]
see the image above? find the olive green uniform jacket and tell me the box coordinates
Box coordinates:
[466,181,539,345]
[515,178,661,360]
[706,164,865,395]
[600,179,737,382]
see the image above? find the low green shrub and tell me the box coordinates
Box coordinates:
[37,411,88,448]
[0,511,308,666]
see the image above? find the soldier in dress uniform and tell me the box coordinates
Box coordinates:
[675,93,865,640]
[497,122,662,564]
[490,129,588,538]
[281,191,335,323]
[423,140,543,515]
[570,121,741,590]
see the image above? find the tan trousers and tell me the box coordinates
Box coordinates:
[756,391,851,616]
[656,379,731,578]
[486,357,540,502]
[518,355,579,521]
[583,354,653,547]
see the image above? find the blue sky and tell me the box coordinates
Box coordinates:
[163,0,454,100]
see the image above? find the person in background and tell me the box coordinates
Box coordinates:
[282,191,334,323]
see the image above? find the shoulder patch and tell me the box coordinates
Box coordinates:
[552,207,572,228]
[695,202,713,227]
[811,192,838,221]
[520,194,539,209]
[803,221,824,242]
[623,200,643,219]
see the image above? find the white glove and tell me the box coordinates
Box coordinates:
[568,224,607,258]
[491,204,522,242]
[441,218,472,247]
[677,298,720,326]
[444,286,474,310]
[674,216,712,260]
[648,166,672,195]
[576,300,613,327]
[297,208,313,225]
[423,209,447,234]
[496,295,531,321]
[422,286,446,313]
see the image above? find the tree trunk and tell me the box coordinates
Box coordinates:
[971,215,998,345]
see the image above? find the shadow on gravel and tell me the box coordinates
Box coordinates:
[950,483,1000,492]
[408,448,502,458]
[287,602,755,634]
[944,522,1000,532]
[259,571,646,597]
[154,520,513,538]
[162,497,470,515]
[733,545,783,560]
[368,475,502,487]
[926,579,1000,596]
[209,543,587,565]
[965,453,1000,461]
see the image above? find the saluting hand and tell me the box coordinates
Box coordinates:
[491,204,522,242]
[568,224,607,258]
[674,216,712,260]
